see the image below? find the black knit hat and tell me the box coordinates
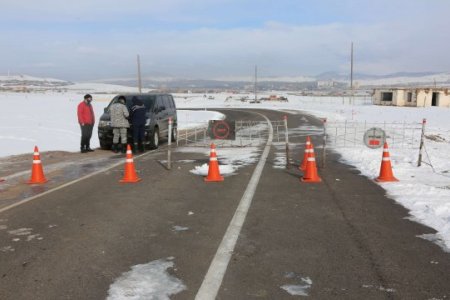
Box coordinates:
[84,94,92,100]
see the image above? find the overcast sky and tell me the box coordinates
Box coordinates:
[1,0,449,81]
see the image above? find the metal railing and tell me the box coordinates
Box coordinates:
[176,120,288,147]
[325,120,424,149]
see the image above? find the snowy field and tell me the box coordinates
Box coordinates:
[1,86,450,296]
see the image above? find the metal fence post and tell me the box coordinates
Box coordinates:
[344,120,347,147]
[418,118,426,167]
[322,118,327,168]
[276,123,280,142]
[284,116,290,168]
[203,128,207,147]
[167,117,172,170]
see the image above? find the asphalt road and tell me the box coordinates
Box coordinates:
[0,108,449,300]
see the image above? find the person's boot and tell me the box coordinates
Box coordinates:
[139,143,145,153]
[121,144,127,154]
[86,144,94,152]
[80,146,87,153]
[133,143,138,154]
[112,143,119,153]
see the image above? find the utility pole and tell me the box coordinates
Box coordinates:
[350,42,354,90]
[137,54,142,94]
[254,65,258,103]
[350,42,354,105]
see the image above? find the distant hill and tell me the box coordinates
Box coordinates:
[96,71,450,88]
[0,75,72,90]
[2,71,450,92]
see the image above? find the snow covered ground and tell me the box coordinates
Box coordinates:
[1,86,450,297]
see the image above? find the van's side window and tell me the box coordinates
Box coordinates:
[162,95,172,109]
[156,96,165,111]
[144,96,156,111]
[169,96,176,108]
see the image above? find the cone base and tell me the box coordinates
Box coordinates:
[301,177,322,183]
[120,177,142,183]
[27,178,48,184]
[0,178,5,182]
[204,176,224,182]
[375,177,398,182]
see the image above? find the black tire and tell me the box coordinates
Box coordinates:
[171,126,177,142]
[149,127,159,149]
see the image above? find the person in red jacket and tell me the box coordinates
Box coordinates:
[77,94,96,153]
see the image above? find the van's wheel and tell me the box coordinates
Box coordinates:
[171,126,177,142]
[150,127,159,149]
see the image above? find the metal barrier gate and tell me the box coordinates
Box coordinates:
[325,120,424,149]
[176,120,287,147]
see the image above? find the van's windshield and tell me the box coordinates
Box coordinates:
[110,95,156,111]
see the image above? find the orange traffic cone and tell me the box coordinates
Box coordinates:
[301,143,322,183]
[120,144,141,183]
[300,136,312,171]
[27,146,48,184]
[205,143,224,182]
[375,142,398,182]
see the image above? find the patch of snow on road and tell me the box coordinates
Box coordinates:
[281,277,313,296]
[362,284,396,293]
[0,225,7,230]
[180,146,260,177]
[8,228,33,236]
[190,163,236,176]
[8,228,42,242]
[172,226,189,232]
[177,160,196,163]
[0,246,15,252]
[26,234,42,241]
[273,152,287,169]
[107,258,186,300]
[219,147,260,166]
[288,125,324,140]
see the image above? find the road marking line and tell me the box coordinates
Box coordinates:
[195,113,273,300]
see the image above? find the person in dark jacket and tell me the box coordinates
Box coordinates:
[77,94,95,153]
[130,96,146,153]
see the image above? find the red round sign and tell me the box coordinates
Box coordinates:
[212,121,230,139]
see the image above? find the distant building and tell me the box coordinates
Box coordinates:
[260,95,288,102]
[372,87,450,107]
[317,80,336,88]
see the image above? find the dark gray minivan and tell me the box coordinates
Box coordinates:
[98,93,177,150]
